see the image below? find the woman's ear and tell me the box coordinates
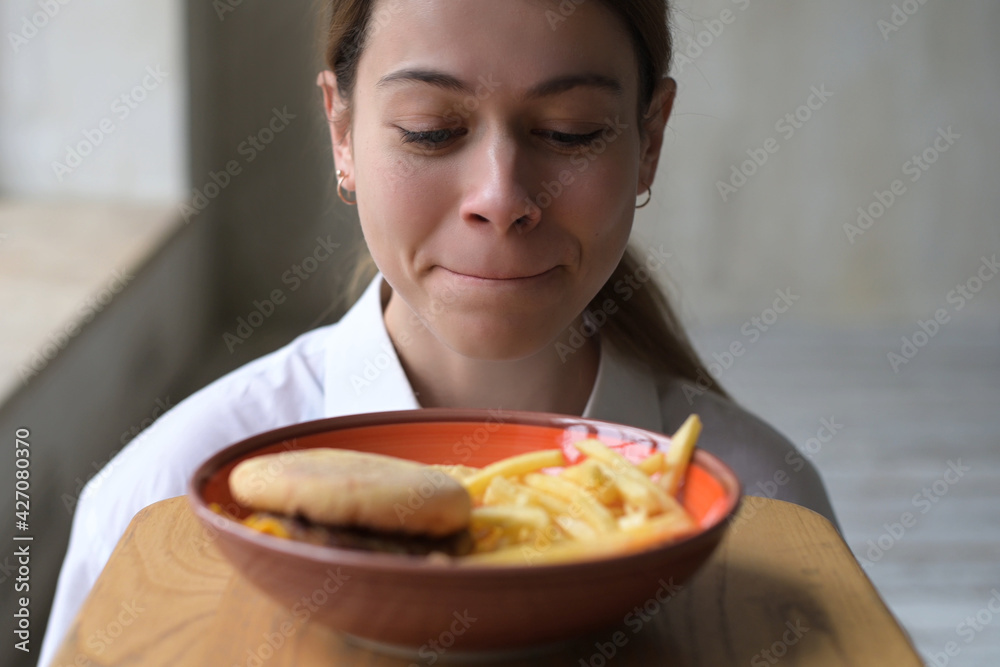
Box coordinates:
[637,76,677,195]
[316,70,355,190]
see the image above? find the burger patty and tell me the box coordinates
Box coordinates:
[254,512,475,557]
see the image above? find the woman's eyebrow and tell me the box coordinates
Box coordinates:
[376,69,623,99]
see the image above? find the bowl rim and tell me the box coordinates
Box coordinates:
[187,407,743,576]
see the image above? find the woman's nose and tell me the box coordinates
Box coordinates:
[458,135,542,235]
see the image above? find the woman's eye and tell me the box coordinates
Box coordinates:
[399,127,466,147]
[396,127,604,151]
[537,129,604,148]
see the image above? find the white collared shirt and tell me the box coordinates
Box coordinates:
[39,271,836,667]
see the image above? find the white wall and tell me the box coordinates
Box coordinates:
[0,0,187,201]
[639,0,1000,327]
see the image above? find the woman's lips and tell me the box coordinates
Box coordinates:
[442,267,555,281]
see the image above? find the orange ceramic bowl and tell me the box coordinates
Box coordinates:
[188,408,741,652]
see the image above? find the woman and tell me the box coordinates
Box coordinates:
[39,1,837,664]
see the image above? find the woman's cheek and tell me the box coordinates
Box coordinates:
[565,157,633,232]
[374,151,429,198]
[367,152,447,232]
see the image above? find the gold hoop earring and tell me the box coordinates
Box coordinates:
[336,169,357,206]
[636,186,652,209]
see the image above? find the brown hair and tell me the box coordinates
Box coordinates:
[321,0,727,399]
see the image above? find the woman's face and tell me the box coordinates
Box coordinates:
[337,0,658,361]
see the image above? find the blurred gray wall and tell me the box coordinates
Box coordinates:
[1,2,356,667]
[185,0,362,368]
[641,0,1000,330]
[0,0,357,349]
[0,0,187,200]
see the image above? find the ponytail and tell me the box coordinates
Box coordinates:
[589,245,727,397]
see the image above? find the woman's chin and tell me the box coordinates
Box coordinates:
[435,324,559,363]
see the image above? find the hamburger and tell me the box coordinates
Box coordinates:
[229,449,475,557]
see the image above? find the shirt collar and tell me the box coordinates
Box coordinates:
[580,334,663,433]
[323,272,422,418]
[324,271,663,433]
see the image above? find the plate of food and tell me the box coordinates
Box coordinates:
[187,408,741,654]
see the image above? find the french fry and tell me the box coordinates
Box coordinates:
[559,459,620,505]
[553,514,597,541]
[490,480,596,540]
[463,534,626,566]
[457,431,700,565]
[605,468,662,514]
[471,525,505,554]
[637,451,665,476]
[573,439,675,515]
[617,506,649,531]
[482,475,522,506]
[481,513,687,561]
[241,514,291,538]
[507,480,570,515]
[655,489,689,517]
[463,449,566,498]
[471,505,550,530]
[464,515,695,566]
[523,473,617,533]
[660,414,702,496]
[619,509,698,549]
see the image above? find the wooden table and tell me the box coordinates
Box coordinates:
[52,496,922,666]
